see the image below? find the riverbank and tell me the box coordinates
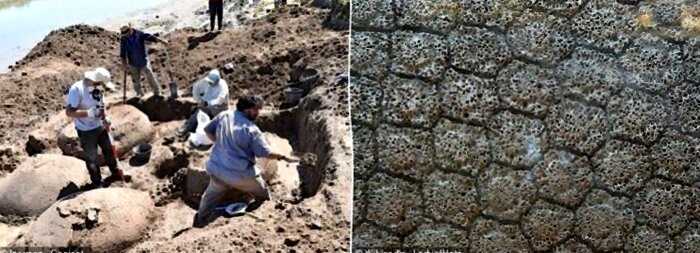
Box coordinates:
[0,0,297,73]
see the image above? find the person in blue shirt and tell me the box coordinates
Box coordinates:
[119,25,169,97]
[194,95,297,227]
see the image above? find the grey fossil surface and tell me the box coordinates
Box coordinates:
[350,0,700,251]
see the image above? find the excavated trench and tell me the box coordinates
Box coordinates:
[126,95,330,206]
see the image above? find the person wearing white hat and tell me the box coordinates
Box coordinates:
[179,69,229,135]
[65,67,124,189]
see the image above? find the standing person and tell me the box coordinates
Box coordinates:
[209,0,224,32]
[194,96,298,227]
[65,68,124,189]
[179,69,229,136]
[120,25,169,97]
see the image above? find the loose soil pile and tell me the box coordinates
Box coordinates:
[0,5,350,252]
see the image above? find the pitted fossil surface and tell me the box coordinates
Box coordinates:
[351,0,700,251]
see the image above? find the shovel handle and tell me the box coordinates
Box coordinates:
[122,69,128,103]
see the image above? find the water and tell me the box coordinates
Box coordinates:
[0,0,170,73]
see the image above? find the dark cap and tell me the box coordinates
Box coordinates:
[236,95,264,111]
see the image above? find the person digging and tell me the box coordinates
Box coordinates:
[179,69,229,137]
[194,95,298,228]
[65,67,125,189]
[120,24,169,97]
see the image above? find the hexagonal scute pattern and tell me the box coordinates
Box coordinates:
[440,69,499,124]
[395,0,461,33]
[592,140,653,196]
[390,32,448,81]
[555,48,624,106]
[352,222,402,248]
[351,125,375,179]
[382,74,440,128]
[625,226,674,253]
[496,61,557,117]
[364,173,423,235]
[633,179,698,235]
[608,88,670,145]
[423,170,480,227]
[546,99,608,155]
[350,75,382,126]
[375,124,433,179]
[478,164,537,221]
[404,223,469,248]
[652,129,700,185]
[449,27,512,77]
[470,218,529,253]
[507,11,575,64]
[350,32,390,78]
[489,111,546,168]
[571,0,636,54]
[533,150,593,207]
[352,0,394,30]
[351,0,699,250]
[619,34,685,94]
[432,119,490,176]
[522,200,575,251]
[576,190,635,252]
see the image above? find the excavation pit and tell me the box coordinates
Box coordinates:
[180,100,332,207]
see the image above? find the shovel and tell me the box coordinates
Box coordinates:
[164,49,179,99]
[122,69,128,104]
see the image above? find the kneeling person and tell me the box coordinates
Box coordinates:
[65,68,124,189]
[194,96,296,227]
[180,69,229,135]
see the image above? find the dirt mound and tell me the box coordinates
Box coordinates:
[15,188,154,252]
[0,6,347,147]
[0,5,350,252]
[0,154,91,216]
[57,105,154,161]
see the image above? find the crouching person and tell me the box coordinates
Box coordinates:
[194,96,297,227]
[65,68,124,189]
[179,69,229,136]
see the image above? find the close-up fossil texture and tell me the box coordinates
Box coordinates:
[350,0,700,251]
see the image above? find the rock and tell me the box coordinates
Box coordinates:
[184,166,209,206]
[0,154,91,216]
[151,145,189,178]
[15,188,154,252]
[26,113,72,155]
[58,105,155,162]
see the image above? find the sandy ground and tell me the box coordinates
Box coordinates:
[102,0,303,34]
[0,2,350,251]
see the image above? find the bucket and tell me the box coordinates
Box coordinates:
[131,143,153,165]
[285,87,304,105]
[298,69,319,92]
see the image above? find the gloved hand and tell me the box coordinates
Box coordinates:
[87,107,102,118]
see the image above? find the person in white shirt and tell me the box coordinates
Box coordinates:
[180,69,229,135]
[65,67,124,189]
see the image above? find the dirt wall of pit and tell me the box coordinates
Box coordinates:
[351,0,700,251]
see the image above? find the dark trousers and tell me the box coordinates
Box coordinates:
[209,0,224,31]
[77,127,118,188]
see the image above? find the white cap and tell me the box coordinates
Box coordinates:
[85,67,116,90]
[205,69,221,85]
